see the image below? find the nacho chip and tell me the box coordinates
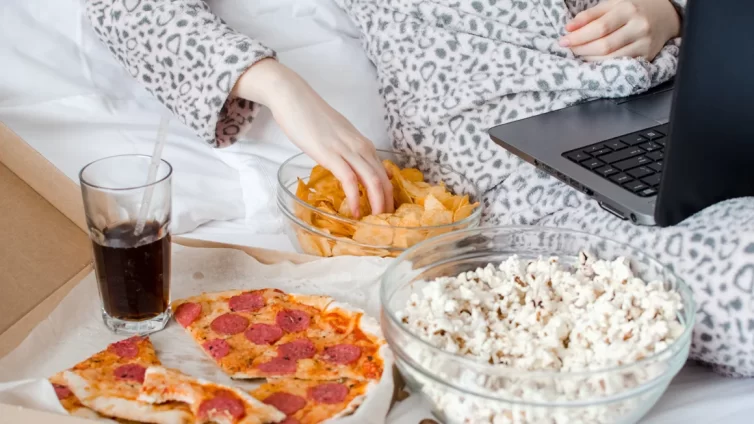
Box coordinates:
[292,159,479,257]
[296,229,323,256]
[352,215,394,246]
[332,241,390,257]
[423,194,447,212]
[454,203,479,222]
[400,168,424,183]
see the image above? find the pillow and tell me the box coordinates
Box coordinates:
[0,0,247,234]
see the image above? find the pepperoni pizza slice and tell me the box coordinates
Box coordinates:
[248,302,385,381]
[60,336,193,424]
[49,372,122,423]
[172,289,385,381]
[252,378,373,424]
[139,366,285,424]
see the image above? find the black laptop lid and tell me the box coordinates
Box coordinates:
[656,0,754,226]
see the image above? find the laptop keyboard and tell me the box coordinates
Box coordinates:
[562,124,669,198]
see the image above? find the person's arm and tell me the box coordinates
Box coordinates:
[85,0,392,215]
[559,0,682,62]
[85,0,274,147]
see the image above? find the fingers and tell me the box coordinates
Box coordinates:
[563,0,617,33]
[365,152,395,214]
[324,156,362,219]
[561,6,627,48]
[344,152,390,216]
[568,21,637,57]
[581,39,649,62]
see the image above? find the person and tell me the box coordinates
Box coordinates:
[85,0,393,219]
[87,0,754,377]
[84,0,676,218]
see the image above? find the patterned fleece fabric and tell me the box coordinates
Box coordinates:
[85,0,754,377]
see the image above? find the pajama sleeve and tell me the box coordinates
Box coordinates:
[85,0,276,147]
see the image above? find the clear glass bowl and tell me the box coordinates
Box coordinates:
[381,227,694,424]
[277,150,483,258]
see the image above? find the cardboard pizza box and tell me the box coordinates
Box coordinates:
[0,123,319,422]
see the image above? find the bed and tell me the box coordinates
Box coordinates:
[1,0,752,422]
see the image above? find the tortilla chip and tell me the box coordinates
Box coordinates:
[352,215,394,246]
[400,168,424,183]
[292,159,479,256]
[453,202,479,222]
[421,209,453,226]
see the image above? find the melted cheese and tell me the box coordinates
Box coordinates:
[251,378,370,424]
[173,289,385,382]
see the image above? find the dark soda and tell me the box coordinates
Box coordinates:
[92,221,171,321]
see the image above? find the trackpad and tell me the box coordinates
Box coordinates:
[620,90,673,123]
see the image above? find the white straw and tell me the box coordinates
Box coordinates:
[134,113,170,236]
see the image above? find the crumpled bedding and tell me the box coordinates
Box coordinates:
[335,0,754,376]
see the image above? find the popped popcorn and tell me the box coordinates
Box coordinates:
[397,252,687,424]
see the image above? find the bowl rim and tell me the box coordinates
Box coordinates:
[276,149,484,231]
[380,225,696,378]
[278,197,405,252]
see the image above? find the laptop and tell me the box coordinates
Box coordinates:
[488,0,754,227]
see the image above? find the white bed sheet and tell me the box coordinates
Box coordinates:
[1,0,752,422]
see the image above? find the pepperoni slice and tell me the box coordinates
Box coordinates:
[107,336,141,359]
[263,392,307,415]
[277,339,316,360]
[307,383,349,404]
[276,309,310,333]
[229,292,266,312]
[113,364,147,384]
[280,417,301,424]
[210,313,249,335]
[202,339,230,360]
[322,344,362,365]
[245,324,284,345]
[53,383,72,400]
[175,302,202,328]
[197,390,246,421]
[257,358,297,375]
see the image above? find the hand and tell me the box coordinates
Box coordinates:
[233,59,393,217]
[559,0,681,62]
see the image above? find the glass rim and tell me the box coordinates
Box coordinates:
[380,225,696,378]
[79,154,173,192]
[277,149,484,231]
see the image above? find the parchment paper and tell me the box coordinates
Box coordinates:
[0,245,394,423]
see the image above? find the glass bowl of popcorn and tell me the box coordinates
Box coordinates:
[381,226,695,424]
[277,150,482,258]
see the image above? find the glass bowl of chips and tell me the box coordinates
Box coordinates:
[277,150,483,258]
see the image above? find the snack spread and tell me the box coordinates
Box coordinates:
[293,160,479,257]
[49,288,386,424]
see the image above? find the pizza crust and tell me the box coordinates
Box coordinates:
[288,294,335,311]
[63,371,193,424]
[329,344,390,420]
[323,301,383,340]
[139,366,285,424]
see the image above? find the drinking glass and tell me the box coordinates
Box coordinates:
[79,154,172,334]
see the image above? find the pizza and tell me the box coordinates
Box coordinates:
[49,372,121,423]
[59,336,193,424]
[251,378,372,424]
[172,289,385,381]
[139,366,285,424]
